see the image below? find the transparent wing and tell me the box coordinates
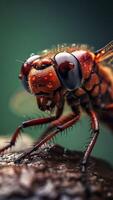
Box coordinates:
[95,40,113,67]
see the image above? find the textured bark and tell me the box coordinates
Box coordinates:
[0,144,113,200]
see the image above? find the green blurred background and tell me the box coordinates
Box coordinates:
[0,0,113,165]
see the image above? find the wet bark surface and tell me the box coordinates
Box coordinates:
[0,144,113,200]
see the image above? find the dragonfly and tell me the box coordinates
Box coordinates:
[0,41,113,172]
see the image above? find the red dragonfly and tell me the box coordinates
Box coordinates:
[0,41,113,172]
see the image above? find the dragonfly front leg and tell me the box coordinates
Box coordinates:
[14,113,80,163]
[0,117,56,154]
[0,100,64,155]
[81,110,99,172]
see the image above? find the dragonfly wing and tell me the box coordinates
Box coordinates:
[95,41,113,67]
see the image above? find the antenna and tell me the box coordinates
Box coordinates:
[16,59,24,63]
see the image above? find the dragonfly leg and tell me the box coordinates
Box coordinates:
[0,116,56,154]
[81,110,99,172]
[14,113,80,163]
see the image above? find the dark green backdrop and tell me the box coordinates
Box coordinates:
[0,0,113,165]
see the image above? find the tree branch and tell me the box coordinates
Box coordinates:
[0,144,113,200]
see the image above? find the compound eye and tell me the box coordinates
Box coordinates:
[20,63,31,78]
[54,52,82,90]
[18,63,30,92]
[22,75,30,92]
[19,55,40,92]
[19,55,40,79]
[26,55,40,64]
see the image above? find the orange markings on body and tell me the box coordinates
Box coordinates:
[28,66,61,93]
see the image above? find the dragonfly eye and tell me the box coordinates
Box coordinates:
[54,52,82,90]
[19,55,40,92]
[18,63,31,92]
[19,55,40,79]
